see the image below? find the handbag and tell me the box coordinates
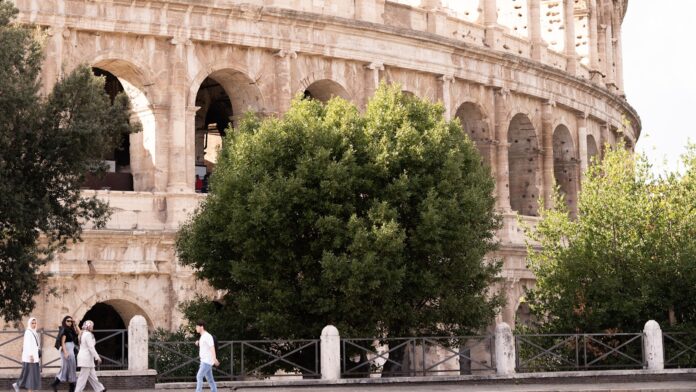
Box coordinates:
[31,332,41,359]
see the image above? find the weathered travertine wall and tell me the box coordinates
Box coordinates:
[8,0,638,332]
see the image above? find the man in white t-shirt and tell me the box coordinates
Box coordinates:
[195,320,219,392]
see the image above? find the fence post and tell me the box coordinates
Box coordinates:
[643,320,664,370]
[128,315,148,371]
[320,325,341,380]
[495,322,516,376]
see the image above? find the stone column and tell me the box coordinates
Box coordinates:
[422,0,447,36]
[599,123,609,158]
[166,39,191,193]
[643,320,664,370]
[588,0,602,83]
[320,325,341,380]
[364,61,384,108]
[152,106,170,192]
[541,101,555,209]
[495,322,516,376]
[612,11,624,93]
[274,49,297,115]
[355,0,385,23]
[483,0,502,50]
[128,315,148,371]
[439,74,454,121]
[41,27,66,96]
[494,88,511,212]
[564,0,577,75]
[604,23,617,90]
[528,0,546,61]
[597,24,608,83]
[577,113,589,182]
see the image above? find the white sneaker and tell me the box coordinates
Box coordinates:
[12,382,19,392]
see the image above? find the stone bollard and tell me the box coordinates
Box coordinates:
[495,322,516,376]
[128,315,149,371]
[643,320,664,370]
[320,325,341,380]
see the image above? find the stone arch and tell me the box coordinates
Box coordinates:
[189,65,266,118]
[190,67,265,184]
[553,125,579,215]
[73,289,154,329]
[301,79,351,103]
[586,134,599,166]
[455,102,492,164]
[508,113,540,216]
[89,57,157,192]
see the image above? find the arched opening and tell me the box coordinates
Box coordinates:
[455,102,491,165]
[84,60,156,192]
[515,301,533,329]
[80,303,127,369]
[508,114,540,216]
[303,79,350,103]
[553,125,578,215]
[81,68,133,191]
[586,134,599,167]
[193,69,264,192]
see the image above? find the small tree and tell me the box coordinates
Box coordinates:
[526,144,696,333]
[177,84,503,353]
[0,0,137,321]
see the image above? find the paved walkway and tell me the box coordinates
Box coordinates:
[130,381,696,391]
[152,381,696,391]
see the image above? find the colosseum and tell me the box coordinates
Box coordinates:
[9,0,638,343]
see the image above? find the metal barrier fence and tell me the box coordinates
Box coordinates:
[149,339,320,382]
[515,333,644,372]
[341,336,494,377]
[663,332,696,368]
[0,329,128,371]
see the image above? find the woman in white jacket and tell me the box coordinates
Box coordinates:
[75,320,106,392]
[12,317,41,392]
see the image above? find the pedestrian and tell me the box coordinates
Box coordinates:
[13,317,41,392]
[74,321,106,392]
[51,316,80,392]
[194,320,218,392]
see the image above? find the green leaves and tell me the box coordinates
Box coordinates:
[526,143,696,333]
[177,84,503,341]
[0,0,137,321]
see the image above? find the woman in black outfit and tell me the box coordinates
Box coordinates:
[50,316,80,392]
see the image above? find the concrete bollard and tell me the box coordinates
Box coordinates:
[320,325,341,380]
[128,315,149,371]
[495,322,516,376]
[643,320,664,370]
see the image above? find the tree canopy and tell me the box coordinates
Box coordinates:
[526,144,696,333]
[0,0,136,321]
[176,84,504,341]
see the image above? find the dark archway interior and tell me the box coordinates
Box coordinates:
[80,302,128,369]
[92,68,130,169]
[194,77,232,188]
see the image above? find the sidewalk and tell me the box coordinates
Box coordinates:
[134,381,696,391]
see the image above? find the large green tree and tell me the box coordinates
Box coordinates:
[0,1,136,321]
[526,144,696,333]
[177,84,503,343]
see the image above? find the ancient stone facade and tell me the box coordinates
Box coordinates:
[10,0,639,333]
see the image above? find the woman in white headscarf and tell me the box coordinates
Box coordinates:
[12,317,41,392]
[75,320,106,392]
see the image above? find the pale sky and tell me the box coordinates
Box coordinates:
[622,1,696,174]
